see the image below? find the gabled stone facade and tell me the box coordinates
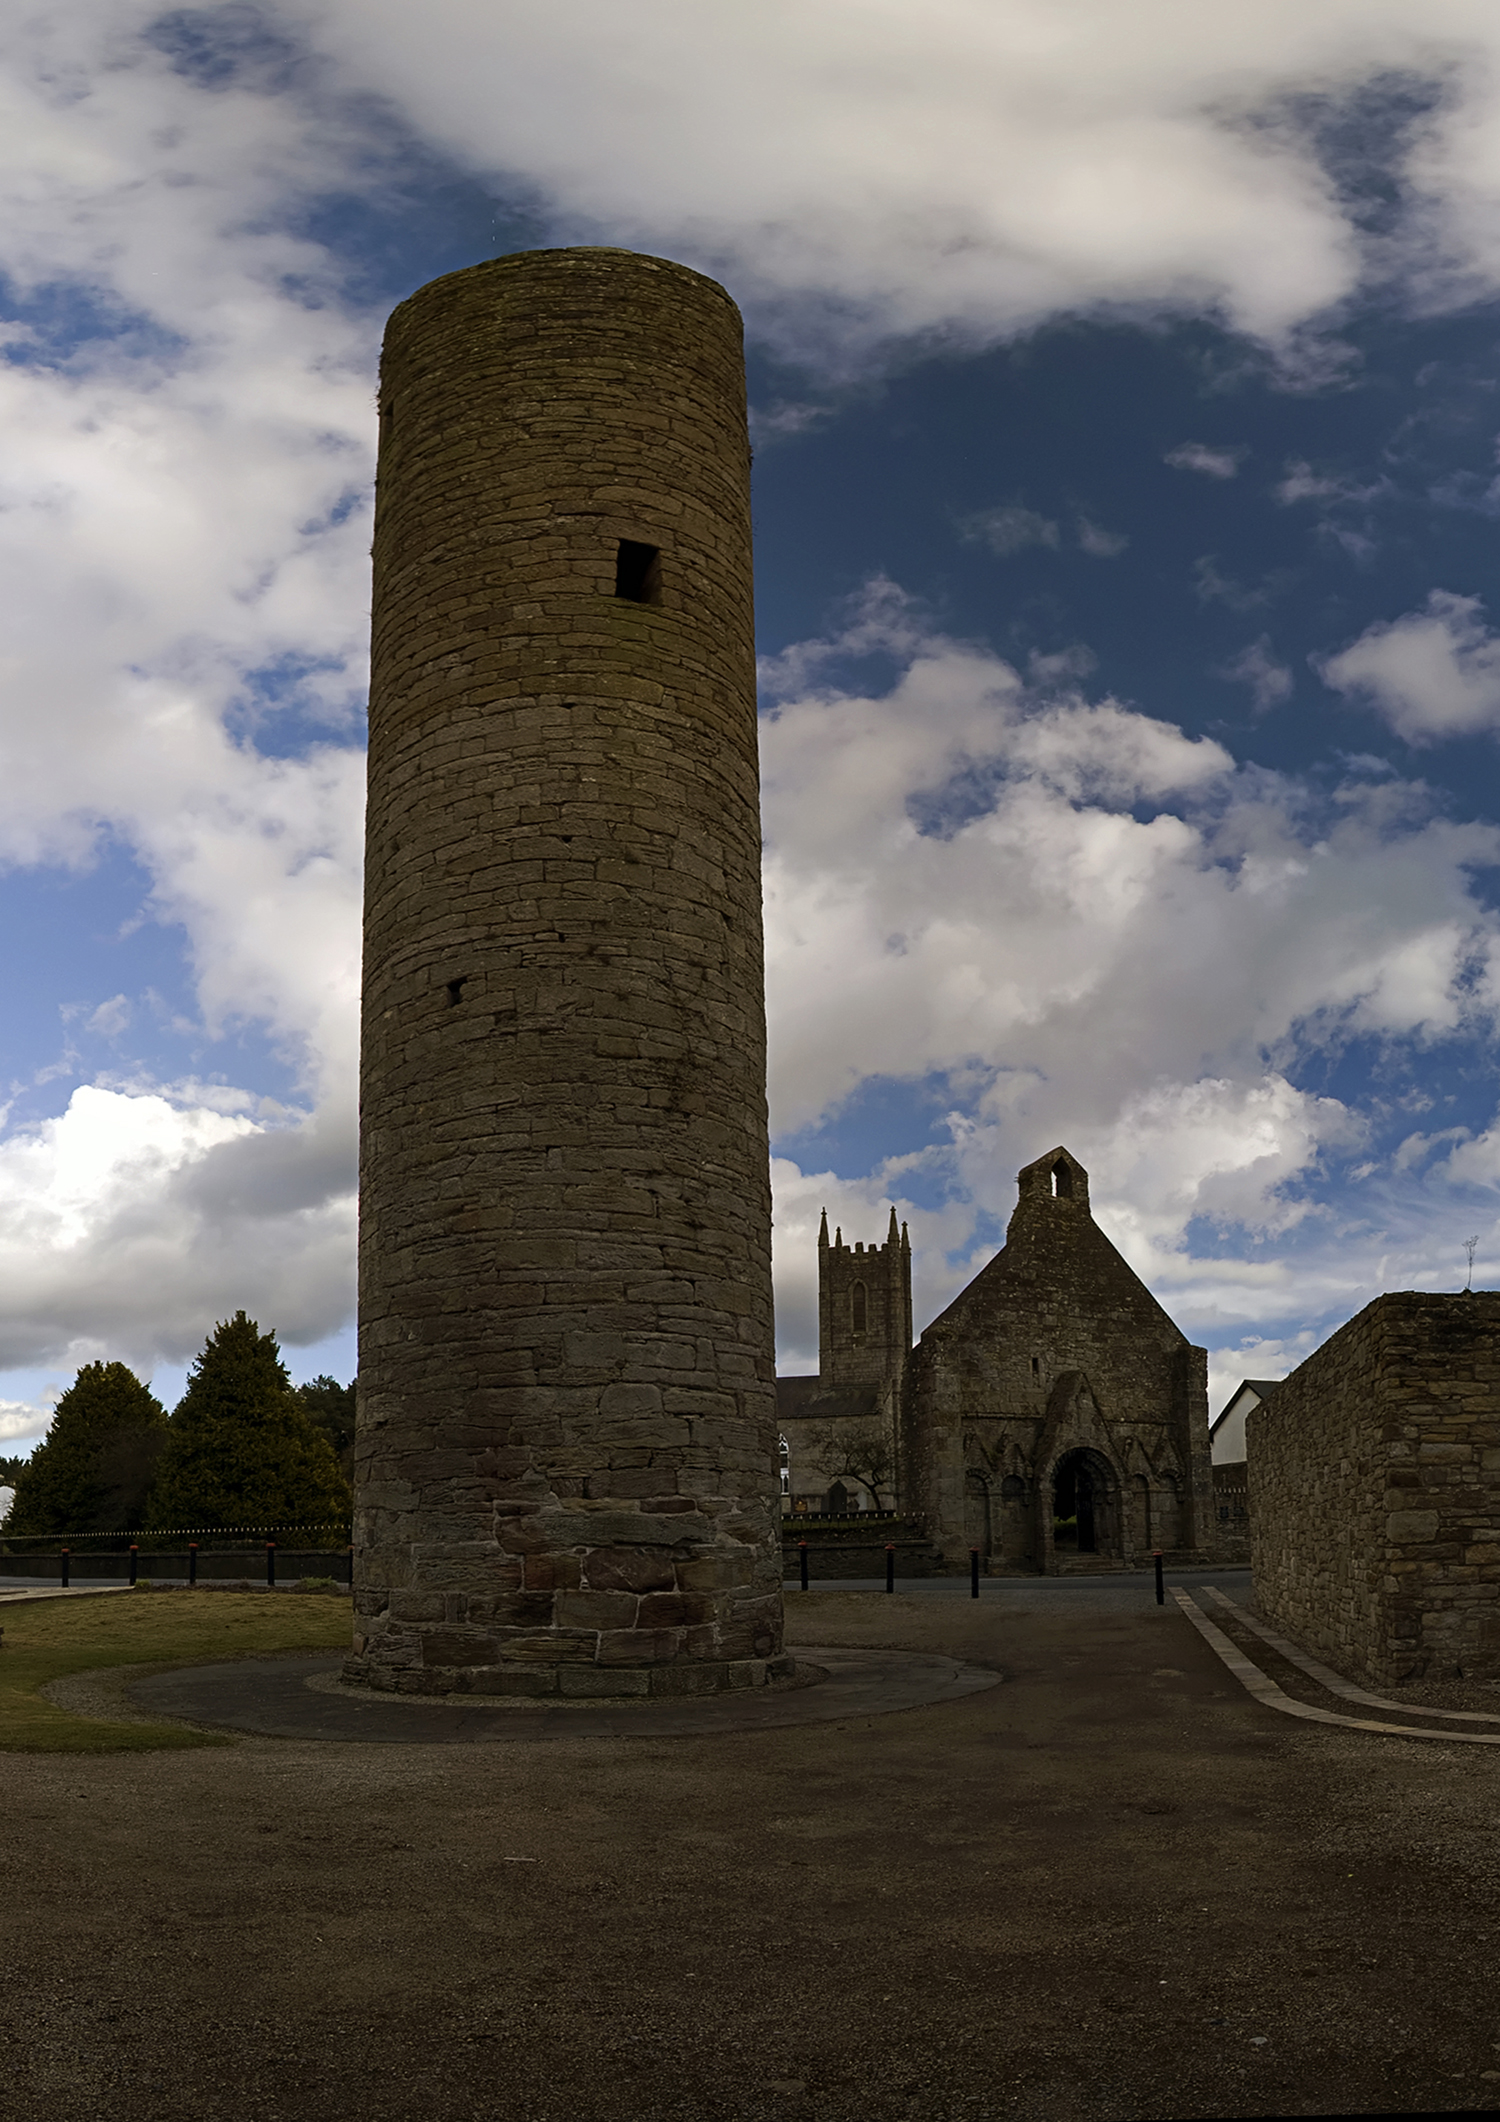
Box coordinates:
[777,1146,1216,1569]
[900,1148,1214,1571]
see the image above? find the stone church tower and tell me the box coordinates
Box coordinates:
[351,248,785,1695]
[775,1210,911,1513]
[899,1147,1214,1571]
[818,1208,912,1391]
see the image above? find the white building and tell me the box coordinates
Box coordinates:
[1210,1379,1281,1465]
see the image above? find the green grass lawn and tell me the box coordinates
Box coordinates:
[0,1588,352,1753]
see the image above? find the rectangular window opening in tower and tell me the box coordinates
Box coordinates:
[615,539,663,605]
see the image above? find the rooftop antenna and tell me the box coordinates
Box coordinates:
[1464,1235,1479,1291]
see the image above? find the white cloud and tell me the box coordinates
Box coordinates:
[85,994,131,1040]
[295,0,1500,354]
[0,1399,52,1447]
[8,6,1500,1384]
[1276,460,1383,507]
[0,12,373,1372]
[763,585,1497,1132]
[1076,517,1129,557]
[1319,591,1500,742]
[1166,442,1246,478]
[749,400,832,446]
[0,1085,356,1373]
[761,584,1500,1353]
[1204,1337,1307,1423]
[1221,636,1294,711]
[961,503,1060,556]
[961,506,1129,563]
[1275,460,1392,557]
[1194,557,1277,611]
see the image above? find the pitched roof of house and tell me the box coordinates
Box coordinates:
[1209,1378,1282,1436]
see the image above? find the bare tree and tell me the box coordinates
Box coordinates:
[798,1420,895,1507]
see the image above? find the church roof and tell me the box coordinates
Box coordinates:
[922,1145,1189,1348]
[775,1377,883,1424]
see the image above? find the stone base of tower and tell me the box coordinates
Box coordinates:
[342,1505,789,1699]
[341,1649,796,1698]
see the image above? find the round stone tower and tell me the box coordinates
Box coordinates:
[349,247,786,1697]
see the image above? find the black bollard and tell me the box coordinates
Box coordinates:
[1154,1550,1164,1605]
[266,1540,276,1589]
[970,1546,980,1599]
[188,1542,198,1587]
[799,1539,809,1592]
[128,1544,138,1586]
[346,1544,355,1588]
[885,1543,895,1594]
[60,1546,69,1589]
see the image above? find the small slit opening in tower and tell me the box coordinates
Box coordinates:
[446,977,468,1006]
[615,539,662,605]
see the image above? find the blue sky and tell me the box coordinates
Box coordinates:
[7,2,1500,1446]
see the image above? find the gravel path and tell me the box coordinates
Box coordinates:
[4,1586,1499,2120]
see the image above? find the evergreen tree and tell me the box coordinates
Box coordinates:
[147,1313,352,1534]
[5,1362,167,1540]
[295,1374,356,1479]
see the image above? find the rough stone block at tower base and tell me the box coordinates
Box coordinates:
[1251,1292,1500,1685]
[348,247,787,1696]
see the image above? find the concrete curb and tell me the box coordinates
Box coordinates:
[1200,1586,1500,1725]
[1172,1589,1500,1744]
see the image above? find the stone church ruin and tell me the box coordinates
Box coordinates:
[779,1147,1217,1572]
[350,248,785,1695]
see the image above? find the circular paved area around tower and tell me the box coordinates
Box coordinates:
[125,1644,999,1742]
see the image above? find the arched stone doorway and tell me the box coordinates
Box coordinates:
[1050,1448,1120,1562]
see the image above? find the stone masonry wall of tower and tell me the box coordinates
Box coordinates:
[350,248,787,1697]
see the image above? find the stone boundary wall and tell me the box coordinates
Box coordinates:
[1250,1292,1500,1684]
